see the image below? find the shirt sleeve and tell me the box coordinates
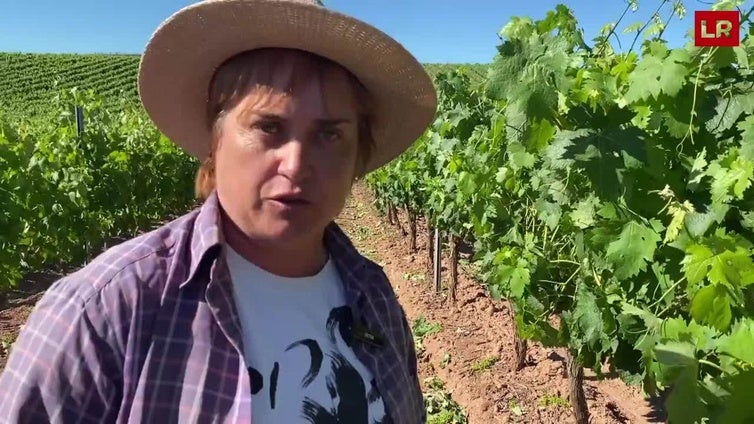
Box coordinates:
[400,306,427,423]
[0,278,123,424]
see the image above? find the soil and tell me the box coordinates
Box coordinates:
[0,183,666,423]
[335,183,665,424]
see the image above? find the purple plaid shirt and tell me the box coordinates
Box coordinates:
[0,191,424,423]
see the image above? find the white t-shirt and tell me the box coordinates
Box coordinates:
[225,245,389,424]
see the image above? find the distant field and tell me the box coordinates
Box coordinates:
[0,52,488,121]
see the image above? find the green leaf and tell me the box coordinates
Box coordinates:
[690,284,732,332]
[661,317,719,352]
[684,203,729,238]
[738,115,754,161]
[717,318,754,368]
[623,48,690,102]
[659,49,691,98]
[707,248,754,288]
[682,244,715,285]
[622,22,643,34]
[655,340,697,367]
[683,235,754,288]
[535,198,561,230]
[528,118,555,152]
[605,221,661,280]
[568,284,614,354]
[717,369,754,424]
[509,265,530,299]
[741,211,754,231]
[624,55,663,102]
[708,93,754,134]
[569,195,600,229]
[708,156,754,203]
[508,142,536,170]
[666,365,706,424]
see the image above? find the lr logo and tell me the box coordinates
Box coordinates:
[695,10,740,47]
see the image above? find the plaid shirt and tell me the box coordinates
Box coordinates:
[0,191,424,423]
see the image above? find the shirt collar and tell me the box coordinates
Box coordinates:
[181,190,371,297]
[181,190,224,288]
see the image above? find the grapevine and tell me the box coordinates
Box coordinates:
[367,1,754,422]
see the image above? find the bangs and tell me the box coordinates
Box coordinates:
[206,48,370,131]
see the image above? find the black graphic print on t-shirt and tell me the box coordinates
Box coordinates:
[247,306,392,423]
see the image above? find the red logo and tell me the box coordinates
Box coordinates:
[695,11,740,47]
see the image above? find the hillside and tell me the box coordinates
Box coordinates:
[0,52,488,121]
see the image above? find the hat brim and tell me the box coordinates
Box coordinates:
[138,0,438,174]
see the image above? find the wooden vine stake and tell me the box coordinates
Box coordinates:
[395,207,407,237]
[448,234,458,304]
[433,228,442,294]
[407,208,417,252]
[426,217,434,276]
[567,349,590,424]
[513,323,528,371]
[387,203,395,225]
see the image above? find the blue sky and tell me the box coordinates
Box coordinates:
[0,1,746,63]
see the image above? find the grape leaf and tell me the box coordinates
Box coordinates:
[568,284,615,354]
[528,118,555,152]
[741,212,754,231]
[682,244,716,285]
[738,115,754,161]
[605,221,661,280]
[707,248,754,288]
[707,93,754,134]
[690,284,732,332]
[683,236,754,289]
[535,198,561,230]
[683,203,729,238]
[666,365,706,424]
[655,340,697,367]
[509,265,530,299]
[497,262,530,299]
[624,55,663,102]
[717,369,754,424]
[507,142,536,170]
[570,195,600,229]
[624,48,690,102]
[665,200,694,244]
[717,318,754,368]
[660,317,719,352]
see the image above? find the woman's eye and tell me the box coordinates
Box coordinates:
[320,129,341,142]
[254,121,280,134]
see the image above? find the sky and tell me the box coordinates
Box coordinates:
[0,0,749,63]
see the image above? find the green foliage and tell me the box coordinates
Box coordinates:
[0,52,486,123]
[470,355,499,373]
[367,1,754,422]
[0,53,142,122]
[0,88,198,289]
[423,377,468,424]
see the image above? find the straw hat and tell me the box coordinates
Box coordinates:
[138,0,437,174]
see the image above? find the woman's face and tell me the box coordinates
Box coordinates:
[212,59,360,247]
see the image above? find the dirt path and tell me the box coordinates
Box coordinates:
[336,183,662,424]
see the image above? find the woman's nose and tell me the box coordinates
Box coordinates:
[278,138,312,182]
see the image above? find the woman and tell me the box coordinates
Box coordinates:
[0,0,437,423]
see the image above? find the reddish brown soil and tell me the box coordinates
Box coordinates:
[1,184,663,423]
[335,183,663,424]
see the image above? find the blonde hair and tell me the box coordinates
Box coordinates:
[195,48,376,201]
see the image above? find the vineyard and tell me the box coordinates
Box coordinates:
[1,0,754,423]
[366,1,754,423]
[0,52,486,122]
[0,53,141,121]
[0,89,198,290]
